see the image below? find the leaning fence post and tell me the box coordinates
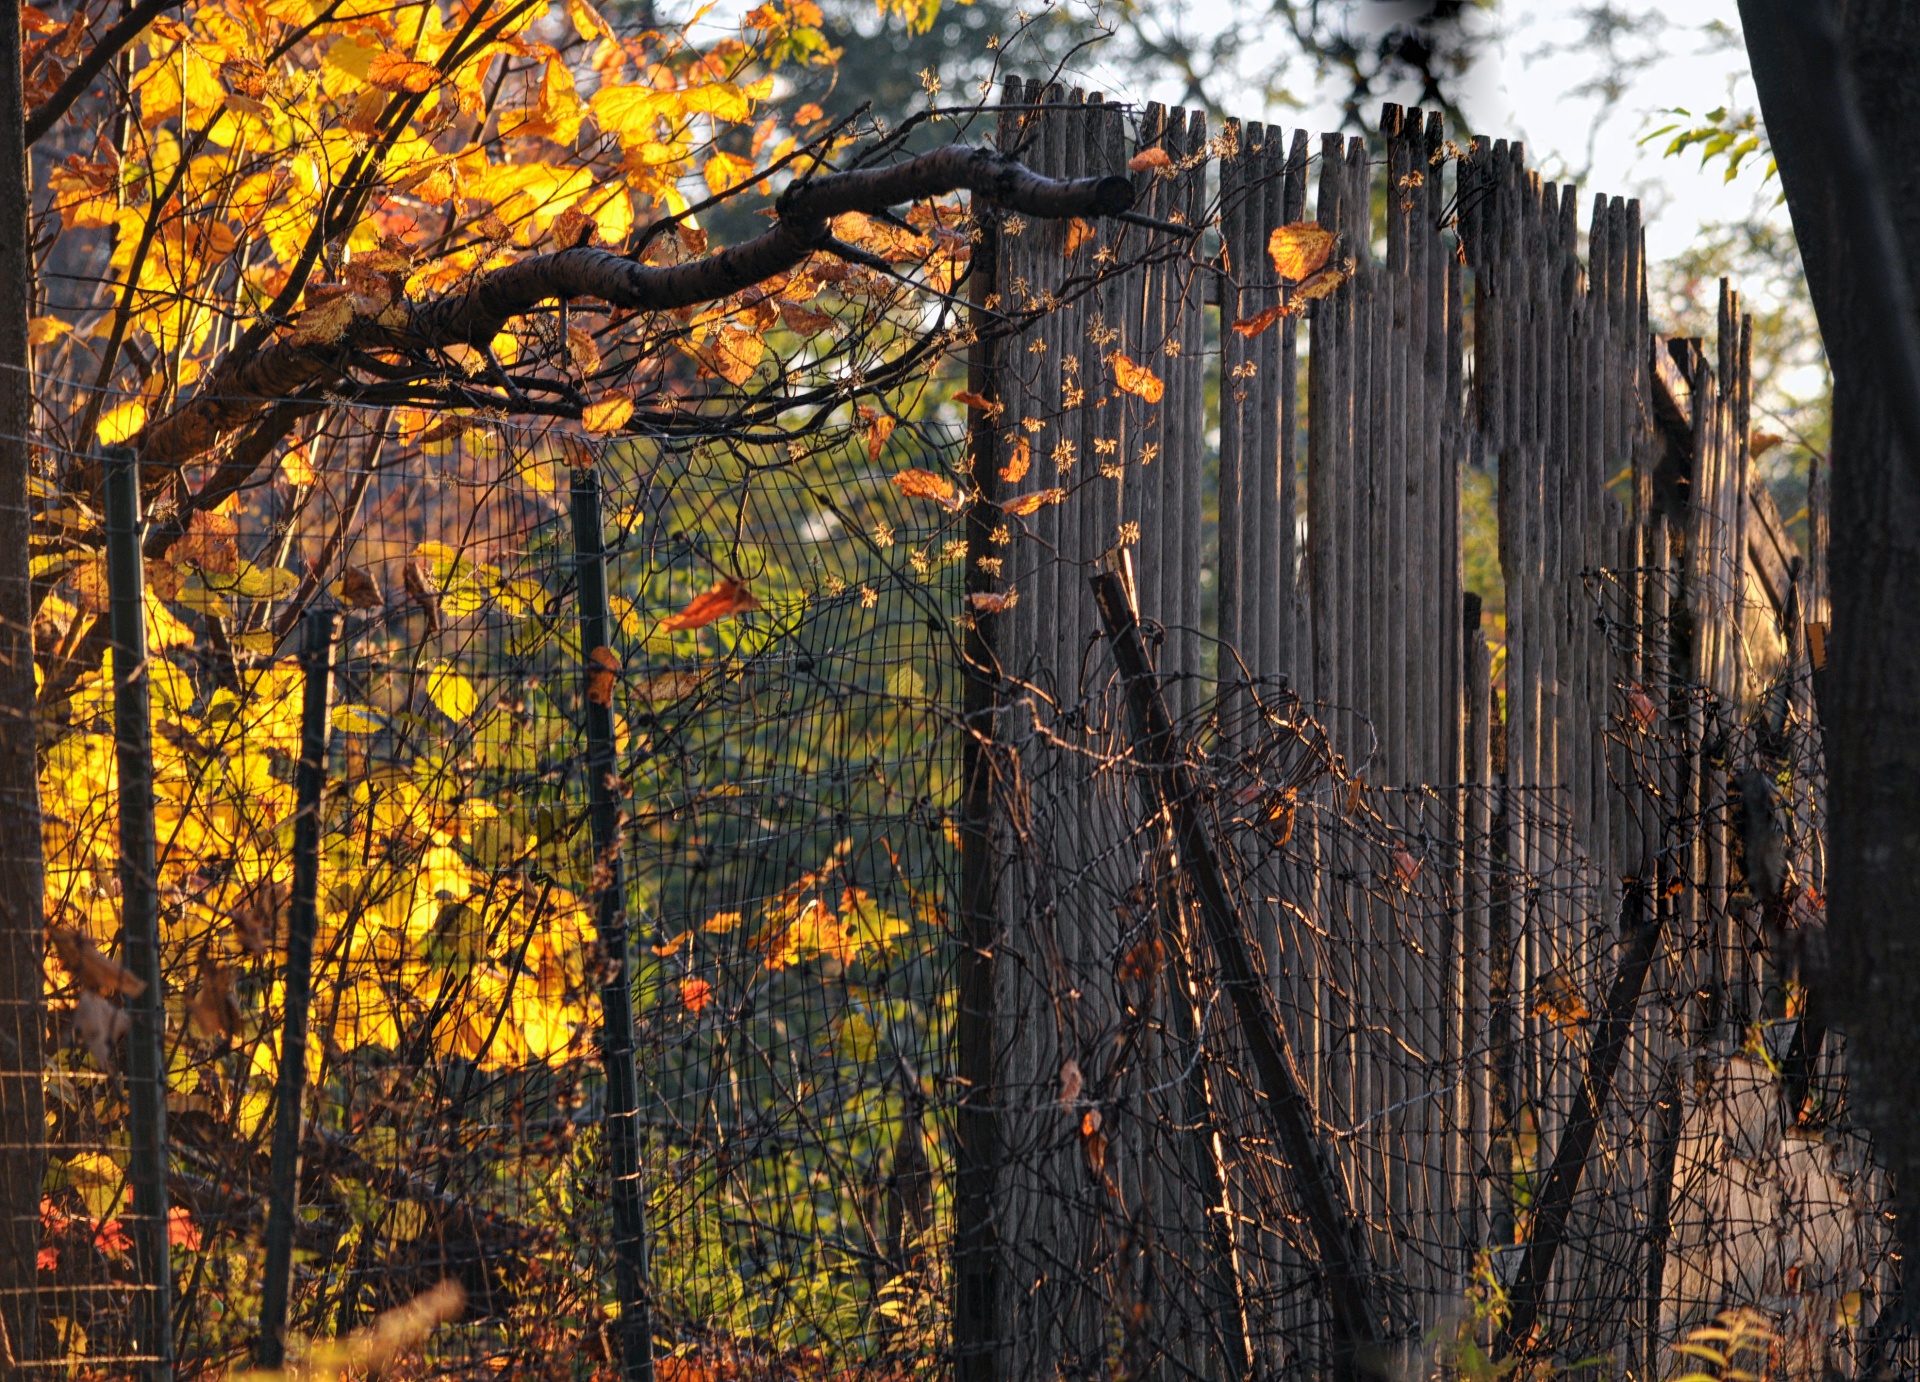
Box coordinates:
[1089,567,1390,1381]
[569,464,655,1382]
[255,607,336,1368]
[103,446,173,1381]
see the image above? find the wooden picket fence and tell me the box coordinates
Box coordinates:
[956,76,1887,1380]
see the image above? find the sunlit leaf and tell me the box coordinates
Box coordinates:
[1268,222,1336,280]
[1231,304,1286,339]
[583,395,634,433]
[96,400,146,444]
[660,577,760,631]
[1110,353,1164,404]
[427,663,479,722]
[1128,147,1171,172]
[1002,488,1065,517]
[1000,435,1031,484]
[891,468,963,511]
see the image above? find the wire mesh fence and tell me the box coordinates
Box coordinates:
[10,83,1903,1382]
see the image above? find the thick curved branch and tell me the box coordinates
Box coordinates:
[136,145,1132,469]
[25,0,185,145]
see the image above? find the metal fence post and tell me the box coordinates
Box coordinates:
[569,465,654,1382]
[255,608,336,1368]
[103,447,173,1381]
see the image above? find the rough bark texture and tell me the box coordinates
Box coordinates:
[0,0,47,1370]
[136,147,1132,469]
[1744,0,1920,1310]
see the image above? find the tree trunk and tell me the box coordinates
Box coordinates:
[1743,0,1920,1316]
[0,0,48,1370]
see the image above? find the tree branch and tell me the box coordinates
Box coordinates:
[135,144,1133,469]
[25,0,185,146]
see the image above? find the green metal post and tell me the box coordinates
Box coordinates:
[103,447,173,1381]
[254,608,335,1368]
[569,465,653,1382]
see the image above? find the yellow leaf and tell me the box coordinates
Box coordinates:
[28,316,70,346]
[567,0,613,40]
[1065,218,1095,255]
[703,150,756,198]
[1111,353,1164,404]
[97,400,146,444]
[427,663,479,721]
[1268,221,1335,281]
[583,395,633,433]
[280,443,316,486]
[681,82,751,124]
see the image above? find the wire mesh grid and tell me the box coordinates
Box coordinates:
[18,392,977,1377]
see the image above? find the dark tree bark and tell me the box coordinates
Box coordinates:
[0,0,47,1371]
[1742,0,1920,1315]
[136,148,1132,469]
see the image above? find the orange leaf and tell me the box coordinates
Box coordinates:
[1002,488,1065,517]
[892,468,964,511]
[1128,147,1171,172]
[1117,936,1161,982]
[968,590,1015,614]
[1291,262,1351,307]
[167,1207,200,1251]
[999,434,1031,484]
[1065,217,1095,254]
[366,53,440,94]
[586,645,619,707]
[779,301,833,335]
[1625,683,1658,731]
[1530,966,1590,1038]
[1750,430,1785,458]
[583,395,633,434]
[50,928,146,998]
[865,411,897,462]
[287,294,354,348]
[704,327,764,385]
[951,388,996,412]
[1111,353,1164,404]
[553,206,597,249]
[661,577,761,631]
[1390,845,1421,887]
[680,978,714,1014]
[795,102,825,125]
[1268,222,1336,280]
[1231,304,1286,338]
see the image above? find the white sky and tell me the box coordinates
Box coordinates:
[683,0,1786,279]
[1083,0,1775,265]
